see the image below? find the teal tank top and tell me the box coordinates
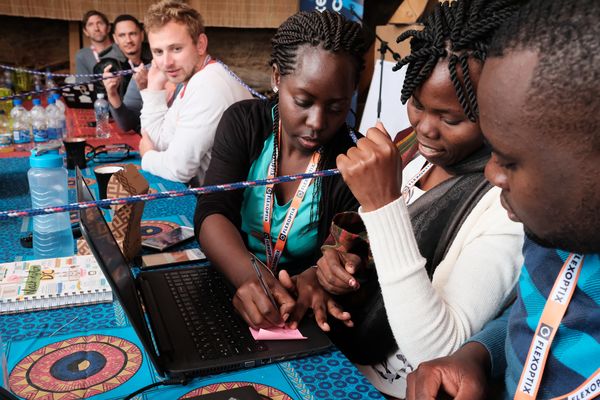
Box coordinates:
[240,133,319,267]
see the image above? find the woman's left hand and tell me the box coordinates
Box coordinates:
[279,268,353,332]
[337,122,403,212]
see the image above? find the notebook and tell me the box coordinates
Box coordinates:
[61,82,97,109]
[76,169,332,378]
[0,254,112,315]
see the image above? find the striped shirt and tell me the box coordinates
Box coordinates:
[472,237,600,399]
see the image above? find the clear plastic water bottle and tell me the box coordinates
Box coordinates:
[52,93,67,134]
[30,98,46,119]
[53,93,65,113]
[45,71,57,91]
[45,96,62,140]
[33,75,43,93]
[10,98,26,126]
[28,149,74,259]
[0,110,13,153]
[30,98,48,143]
[94,93,111,139]
[10,98,31,150]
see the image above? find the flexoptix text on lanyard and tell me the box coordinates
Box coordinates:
[262,119,322,272]
[514,253,600,400]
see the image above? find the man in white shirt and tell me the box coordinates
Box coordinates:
[139,0,253,184]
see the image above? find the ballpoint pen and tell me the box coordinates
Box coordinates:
[250,256,279,311]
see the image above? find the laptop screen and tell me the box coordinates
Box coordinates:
[61,82,96,109]
[76,169,161,368]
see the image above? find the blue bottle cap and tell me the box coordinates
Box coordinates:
[32,98,41,106]
[13,98,22,106]
[47,96,56,105]
[30,149,64,168]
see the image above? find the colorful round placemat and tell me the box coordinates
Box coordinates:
[180,381,292,400]
[140,220,179,238]
[9,335,142,399]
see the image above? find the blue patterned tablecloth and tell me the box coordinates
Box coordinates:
[2,303,382,400]
[0,156,384,399]
[0,156,197,263]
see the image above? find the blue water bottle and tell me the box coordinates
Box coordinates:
[28,148,74,259]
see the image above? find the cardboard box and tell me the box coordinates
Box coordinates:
[373,0,441,63]
[390,0,443,23]
[389,0,430,24]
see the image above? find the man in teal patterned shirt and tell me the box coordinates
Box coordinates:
[405,0,600,398]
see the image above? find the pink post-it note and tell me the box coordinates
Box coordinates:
[249,327,307,340]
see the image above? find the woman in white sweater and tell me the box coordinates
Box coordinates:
[314,0,525,397]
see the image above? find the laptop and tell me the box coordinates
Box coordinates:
[61,82,97,109]
[76,169,332,378]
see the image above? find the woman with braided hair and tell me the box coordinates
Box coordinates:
[195,10,366,331]
[314,0,525,397]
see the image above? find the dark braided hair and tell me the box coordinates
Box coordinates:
[270,10,366,85]
[269,10,366,176]
[488,0,600,150]
[394,0,523,122]
[267,11,367,257]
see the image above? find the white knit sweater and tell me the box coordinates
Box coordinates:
[140,62,252,183]
[356,155,524,398]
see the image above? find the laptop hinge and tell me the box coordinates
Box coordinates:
[140,278,174,357]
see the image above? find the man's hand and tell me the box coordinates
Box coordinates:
[147,59,169,91]
[336,122,403,212]
[316,247,362,295]
[133,63,149,91]
[406,342,491,400]
[102,65,122,108]
[279,268,353,332]
[139,131,155,157]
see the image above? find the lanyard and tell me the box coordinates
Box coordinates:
[514,253,592,400]
[262,120,321,272]
[550,369,600,400]
[401,161,433,204]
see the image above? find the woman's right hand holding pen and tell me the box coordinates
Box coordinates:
[232,261,295,330]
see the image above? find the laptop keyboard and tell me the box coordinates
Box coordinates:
[165,268,267,360]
